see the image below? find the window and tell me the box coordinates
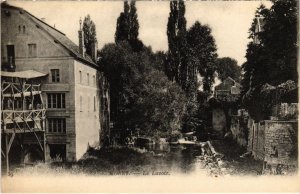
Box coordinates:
[79,71,82,83]
[48,118,66,133]
[47,93,65,109]
[94,96,96,112]
[28,44,37,57]
[87,73,89,85]
[23,25,26,33]
[51,69,60,82]
[80,96,83,112]
[18,25,21,33]
[93,75,96,86]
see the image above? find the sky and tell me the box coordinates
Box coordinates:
[9,0,272,65]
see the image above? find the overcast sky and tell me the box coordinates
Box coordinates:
[9,0,272,65]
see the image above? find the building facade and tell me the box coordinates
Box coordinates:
[1,3,108,162]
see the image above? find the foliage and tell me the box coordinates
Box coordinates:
[98,42,187,136]
[166,0,189,92]
[166,1,178,81]
[241,0,298,118]
[187,21,218,93]
[82,15,97,58]
[115,1,143,51]
[215,57,241,82]
[243,80,297,120]
[260,0,298,85]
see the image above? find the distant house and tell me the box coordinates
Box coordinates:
[214,77,241,100]
[209,77,241,138]
[1,3,110,163]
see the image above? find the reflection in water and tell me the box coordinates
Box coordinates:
[137,143,203,174]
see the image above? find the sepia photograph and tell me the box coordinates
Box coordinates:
[1,0,299,192]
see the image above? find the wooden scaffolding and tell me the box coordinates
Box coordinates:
[1,70,47,175]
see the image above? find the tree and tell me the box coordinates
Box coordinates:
[98,42,131,125]
[215,57,241,81]
[166,1,178,81]
[166,0,189,93]
[115,1,130,43]
[115,1,143,51]
[187,21,218,94]
[98,42,187,137]
[241,0,298,119]
[260,0,298,85]
[82,15,97,58]
[241,5,267,97]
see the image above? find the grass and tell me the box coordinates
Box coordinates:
[9,146,181,176]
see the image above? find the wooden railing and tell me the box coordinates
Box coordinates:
[1,82,41,95]
[2,109,46,125]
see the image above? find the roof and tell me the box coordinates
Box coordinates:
[2,3,98,69]
[1,70,47,79]
[215,76,240,91]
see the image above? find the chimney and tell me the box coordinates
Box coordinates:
[78,18,85,56]
[91,40,98,62]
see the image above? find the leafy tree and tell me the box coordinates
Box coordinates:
[166,1,178,82]
[187,21,218,94]
[241,0,298,119]
[215,57,241,81]
[98,42,187,137]
[98,42,131,124]
[115,1,143,51]
[260,0,298,85]
[82,15,97,58]
[115,1,130,43]
[166,0,189,92]
[241,5,267,96]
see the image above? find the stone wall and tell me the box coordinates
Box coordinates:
[264,120,298,166]
[247,118,298,174]
[247,120,265,160]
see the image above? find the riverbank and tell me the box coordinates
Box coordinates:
[5,141,266,177]
[7,146,205,176]
[209,140,263,176]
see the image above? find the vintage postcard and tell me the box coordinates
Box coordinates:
[1,0,299,192]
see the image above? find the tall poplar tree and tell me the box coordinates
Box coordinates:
[177,0,189,92]
[82,15,97,58]
[166,0,189,92]
[115,1,143,51]
[166,1,178,81]
[115,1,130,43]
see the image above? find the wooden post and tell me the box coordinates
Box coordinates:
[5,133,9,175]
[43,117,46,162]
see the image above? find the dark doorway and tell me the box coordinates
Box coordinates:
[49,144,66,161]
[6,45,15,69]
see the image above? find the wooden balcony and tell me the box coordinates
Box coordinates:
[1,81,42,97]
[2,109,46,124]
